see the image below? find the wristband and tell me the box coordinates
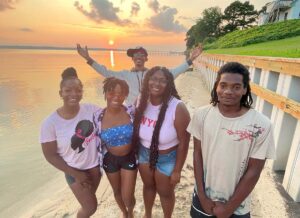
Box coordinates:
[87,58,94,65]
[187,59,193,66]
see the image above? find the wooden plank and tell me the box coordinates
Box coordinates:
[251,83,300,120]
[201,54,300,77]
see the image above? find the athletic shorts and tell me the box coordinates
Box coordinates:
[138,145,177,176]
[190,189,251,218]
[103,151,137,173]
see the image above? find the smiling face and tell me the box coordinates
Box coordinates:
[105,84,127,109]
[59,78,83,107]
[132,51,147,68]
[148,70,168,98]
[216,73,247,107]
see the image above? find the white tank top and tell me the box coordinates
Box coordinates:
[139,97,181,150]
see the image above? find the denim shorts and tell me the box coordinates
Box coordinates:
[138,145,177,176]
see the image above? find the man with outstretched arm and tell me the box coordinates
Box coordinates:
[188,62,276,218]
[77,44,202,104]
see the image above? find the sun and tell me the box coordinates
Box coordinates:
[108,40,114,45]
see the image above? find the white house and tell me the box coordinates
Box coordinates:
[258,0,300,25]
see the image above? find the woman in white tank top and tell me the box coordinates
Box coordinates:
[132,66,191,218]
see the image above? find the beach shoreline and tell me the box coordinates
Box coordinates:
[16,71,298,218]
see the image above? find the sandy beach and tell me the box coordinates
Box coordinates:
[20,71,299,218]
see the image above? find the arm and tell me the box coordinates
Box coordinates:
[76,43,125,78]
[193,137,216,215]
[41,141,92,187]
[171,102,190,185]
[213,158,266,218]
[169,45,203,79]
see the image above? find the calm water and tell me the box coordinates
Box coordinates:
[0,49,184,215]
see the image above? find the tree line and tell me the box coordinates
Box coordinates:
[186,0,259,49]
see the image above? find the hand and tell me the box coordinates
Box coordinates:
[77,43,91,61]
[199,195,216,215]
[170,170,181,185]
[189,44,203,61]
[212,201,233,218]
[74,170,92,189]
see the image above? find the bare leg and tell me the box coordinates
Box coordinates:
[139,163,156,218]
[155,170,175,218]
[69,166,101,218]
[106,171,128,217]
[121,168,137,218]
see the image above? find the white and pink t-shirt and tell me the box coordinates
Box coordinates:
[139,97,181,150]
[40,103,100,170]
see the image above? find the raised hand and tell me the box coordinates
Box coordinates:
[189,44,203,61]
[77,43,91,61]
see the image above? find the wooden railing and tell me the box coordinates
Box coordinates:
[194,53,300,202]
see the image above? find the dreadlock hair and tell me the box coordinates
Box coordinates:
[210,62,253,108]
[102,77,129,99]
[132,66,181,169]
[60,67,83,89]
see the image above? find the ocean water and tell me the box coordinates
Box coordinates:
[0,49,184,216]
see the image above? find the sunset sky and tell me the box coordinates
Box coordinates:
[0,0,270,51]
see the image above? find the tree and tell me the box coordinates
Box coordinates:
[185,7,222,49]
[223,1,257,33]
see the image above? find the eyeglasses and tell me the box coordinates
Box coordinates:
[149,77,168,85]
[133,53,146,58]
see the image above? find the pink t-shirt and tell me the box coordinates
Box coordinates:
[139,97,181,150]
[40,103,100,170]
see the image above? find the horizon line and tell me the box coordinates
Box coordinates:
[0,45,185,54]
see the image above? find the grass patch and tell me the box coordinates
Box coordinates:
[204,19,300,50]
[205,36,300,58]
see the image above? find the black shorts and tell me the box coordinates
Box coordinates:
[103,151,137,173]
[190,189,251,218]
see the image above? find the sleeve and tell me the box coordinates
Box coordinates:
[250,122,276,160]
[39,118,56,143]
[169,61,190,79]
[187,108,204,141]
[90,61,128,79]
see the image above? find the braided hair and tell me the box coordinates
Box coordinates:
[132,66,180,169]
[210,62,253,108]
[102,77,129,98]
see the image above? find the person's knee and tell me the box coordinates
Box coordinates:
[122,195,135,208]
[157,188,174,199]
[113,188,122,198]
[82,200,97,216]
[143,182,156,191]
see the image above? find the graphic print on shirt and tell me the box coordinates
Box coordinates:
[141,116,156,128]
[71,120,94,153]
[222,124,265,142]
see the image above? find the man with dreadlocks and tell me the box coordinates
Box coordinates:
[77,44,202,105]
[188,62,276,218]
[131,66,190,218]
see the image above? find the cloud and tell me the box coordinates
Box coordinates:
[0,0,19,11]
[131,2,140,16]
[146,0,160,13]
[18,27,33,32]
[74,0,131,25]
[148,7,187,33]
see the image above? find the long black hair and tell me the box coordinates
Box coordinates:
[210,62,253,108]
[132,66,180,169]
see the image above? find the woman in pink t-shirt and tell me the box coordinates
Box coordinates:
[132,66,191,218]
[40,67,101,218]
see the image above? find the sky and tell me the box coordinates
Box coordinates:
[0,0,271,51]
